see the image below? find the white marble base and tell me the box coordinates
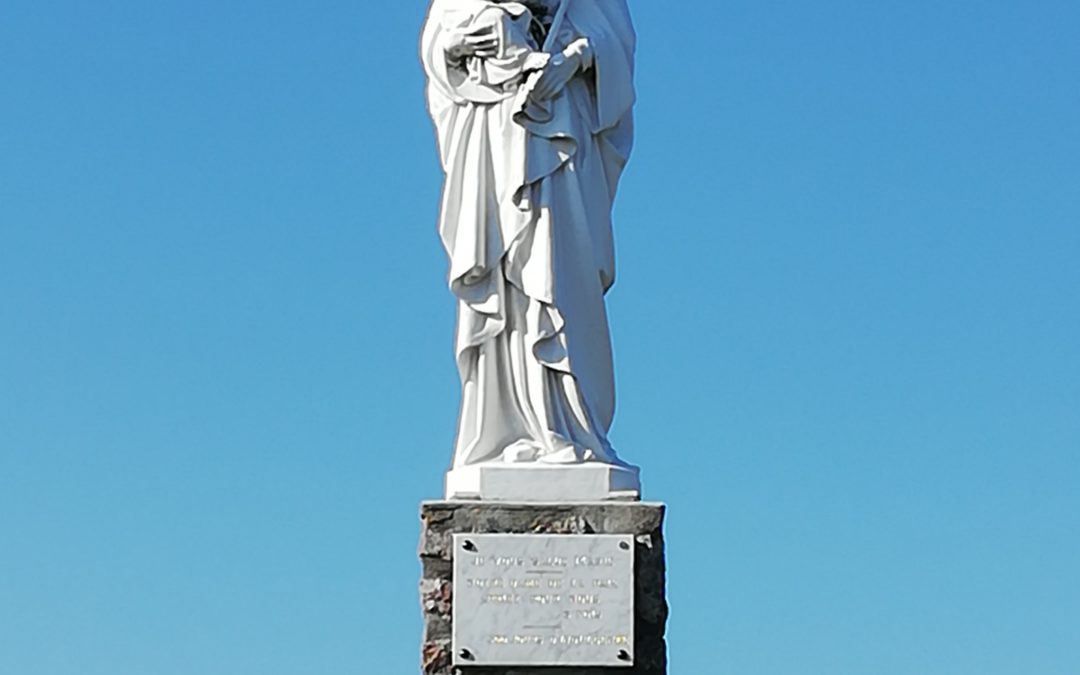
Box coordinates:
[445,462,641,502]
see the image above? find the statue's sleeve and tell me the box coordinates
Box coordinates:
[578,1,636,135]
[420,4,463,171]
[568,0,636,199]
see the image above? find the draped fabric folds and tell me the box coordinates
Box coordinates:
[421,0,636,468]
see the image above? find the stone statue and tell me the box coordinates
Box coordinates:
[421,0,640,500]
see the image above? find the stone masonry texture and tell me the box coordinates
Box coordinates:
[419,501,668,675]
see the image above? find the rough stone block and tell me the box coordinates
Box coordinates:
[419,501,668,675]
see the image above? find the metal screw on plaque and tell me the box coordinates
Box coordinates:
[618,649,632,661]
[619,541,630,551]
[459,648,475,661]
[462,539,477,552]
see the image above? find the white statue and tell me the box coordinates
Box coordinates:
[421,0,640,501]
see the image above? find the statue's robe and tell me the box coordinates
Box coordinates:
[421,0,636,468]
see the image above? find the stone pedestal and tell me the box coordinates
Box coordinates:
[419,501,668,675]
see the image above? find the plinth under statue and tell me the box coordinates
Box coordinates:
[418,1,667,673]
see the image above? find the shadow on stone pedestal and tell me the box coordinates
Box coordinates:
[419,502,668,675]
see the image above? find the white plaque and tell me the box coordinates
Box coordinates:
[452,534,635,667]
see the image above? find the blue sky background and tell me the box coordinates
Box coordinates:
[2,1,1078,673]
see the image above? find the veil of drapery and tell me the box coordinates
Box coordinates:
[421,0,636,465]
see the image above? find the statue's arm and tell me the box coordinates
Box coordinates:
[530,37,593,100]
[564,37,594,71]
[444,25,499,63]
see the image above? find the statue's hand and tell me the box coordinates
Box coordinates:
[530,38,591,101]
[445,25,499,61]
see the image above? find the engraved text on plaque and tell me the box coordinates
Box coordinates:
[452,534,635,667]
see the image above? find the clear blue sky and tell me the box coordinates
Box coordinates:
[2,1,1078,673]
